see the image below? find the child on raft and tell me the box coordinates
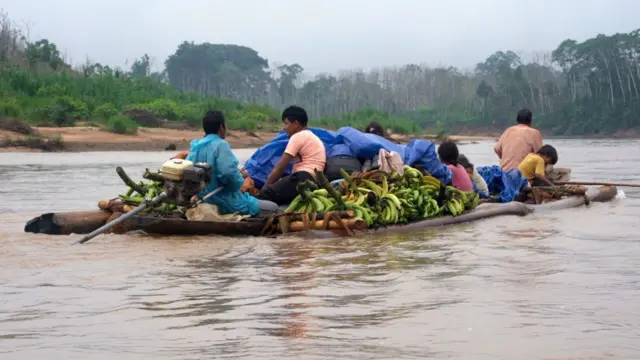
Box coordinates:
[517,144,558,187]
[437,140,474,191]
[457,154,489,197]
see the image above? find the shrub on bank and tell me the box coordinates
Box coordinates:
[106,115,138,135]
[32,96,89,127]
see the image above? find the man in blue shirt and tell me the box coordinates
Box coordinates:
[187,110,278,216]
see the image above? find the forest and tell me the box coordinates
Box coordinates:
[1,10,639,135]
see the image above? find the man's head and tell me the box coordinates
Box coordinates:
[537,144,558,165]
[365,122,384,137]
[457,154,474,177]
[437,140,459,166]
[282,105,308,137]
[516,108,533,126]
[203,110,226,138]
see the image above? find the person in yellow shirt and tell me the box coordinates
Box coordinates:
[517,145,558,187]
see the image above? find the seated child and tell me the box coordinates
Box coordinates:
[517,144,558,187]
[437,140,473,191]
[457,154,489,197]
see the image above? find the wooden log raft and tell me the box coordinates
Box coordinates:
[24,210,112,235]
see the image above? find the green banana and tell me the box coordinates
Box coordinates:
[313,189,329,197]
[360,179,383,197]
[285,195,303,212]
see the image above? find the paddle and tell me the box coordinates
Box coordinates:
[555,180,640,188]
[72,187,223,245]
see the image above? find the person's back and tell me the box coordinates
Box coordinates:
[447,164,474,191]
[258,106,326,205]
[289,129,326,176]
[494,109,543,171]
[517,145,558,187]
[457,154,488,196]
[187,111,260,216]
[438,140,473,192]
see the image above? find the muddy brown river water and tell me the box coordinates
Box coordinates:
[1,140,639,360]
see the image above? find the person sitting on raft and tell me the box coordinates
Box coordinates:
[457,154,489,197]
[364,121,400,144]
[364,122,384,136]
[494,108,543,171]
[437,140,473,191]
[258,106,327,205]
[517,144,558,187]
[186,110,278,216]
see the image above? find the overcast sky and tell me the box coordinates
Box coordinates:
[2,0,638,75]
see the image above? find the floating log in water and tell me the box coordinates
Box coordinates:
[557,180,640,188]
[24,210,111,235]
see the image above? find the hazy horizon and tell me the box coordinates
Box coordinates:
[2,0,639,75]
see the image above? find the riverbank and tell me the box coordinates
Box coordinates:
[0,126,497,152]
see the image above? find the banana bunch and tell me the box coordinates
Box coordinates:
[286,165,479,229]
[117,180,180,214]
[342,192,376,227]
[285,188,335,213]
[441,186,479,217]
[285,188,377,227]
[399,165,424,188]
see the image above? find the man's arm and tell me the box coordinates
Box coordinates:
[264,153,293,186]
[212,141,244,192]
[531,130,543,152]
[534,173,554,186]
[264,133,302,187]
[534,158,553,186]
[494,133,504,158]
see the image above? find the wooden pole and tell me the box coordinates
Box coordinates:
[556,181,640,188]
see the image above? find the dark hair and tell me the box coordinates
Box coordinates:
[457,154,474,171]
[537,144,558,165]
[516,108,533,125]
[282,105,308,127]
[437,140,460,166]
[203,110,225,135]
[364,121,384,136]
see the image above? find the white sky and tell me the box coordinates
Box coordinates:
[2,0,638,74]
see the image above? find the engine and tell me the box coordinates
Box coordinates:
[159,159,213,206]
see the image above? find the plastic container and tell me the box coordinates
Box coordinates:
[160,159,194,181]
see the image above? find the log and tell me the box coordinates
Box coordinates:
[288,217,366,232]
[287,210,354,222]
[24,210,112,235]
[556,180,640,188]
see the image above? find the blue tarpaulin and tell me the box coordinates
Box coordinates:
[244,126,452,189]
[477,165,528,203]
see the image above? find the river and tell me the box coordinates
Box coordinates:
[1,139,639,360]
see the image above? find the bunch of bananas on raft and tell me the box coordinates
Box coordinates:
[443,185,480,216]
[285,165,480,228]
[285,181,376,226]
[98,180,183,215]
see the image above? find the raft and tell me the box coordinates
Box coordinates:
[24,186,618,238]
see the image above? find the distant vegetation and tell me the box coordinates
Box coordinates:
[1,10,640,135]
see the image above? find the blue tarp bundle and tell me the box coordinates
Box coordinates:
[244,126,452,189]
[477,165,528,203]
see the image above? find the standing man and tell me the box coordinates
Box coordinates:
[258,106,326,205]
[494,108,543,171]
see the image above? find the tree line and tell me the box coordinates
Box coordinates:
[1,10,639,135]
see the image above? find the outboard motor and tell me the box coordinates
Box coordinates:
[159,159,213,206]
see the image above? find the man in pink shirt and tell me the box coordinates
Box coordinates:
[258,106,327,205]
[494,108,543,171]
